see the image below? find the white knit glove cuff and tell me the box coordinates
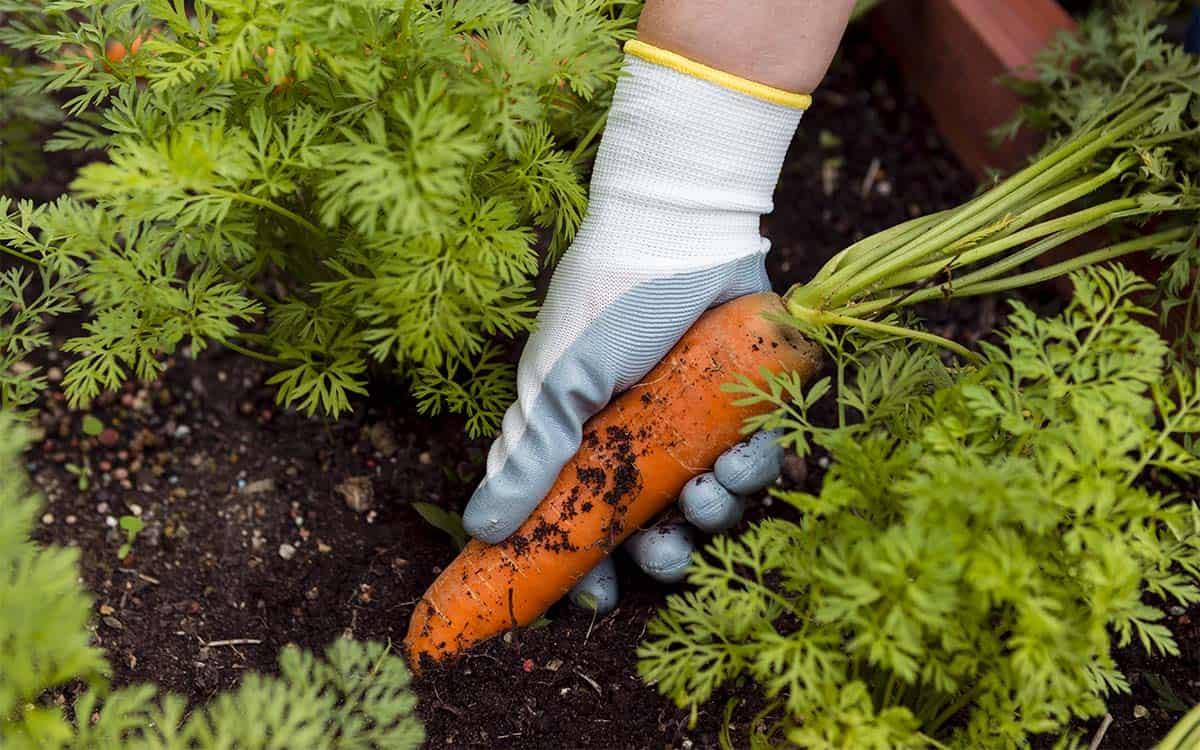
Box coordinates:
[588,52,805,264]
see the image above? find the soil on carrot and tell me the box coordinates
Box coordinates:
[21,28,1196,750]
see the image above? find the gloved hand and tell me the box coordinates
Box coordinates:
[462,41,808,613]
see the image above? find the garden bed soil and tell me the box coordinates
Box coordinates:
[24,29,1197,750]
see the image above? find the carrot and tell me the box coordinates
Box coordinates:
[404,292,823,667]
[105,41,127,64]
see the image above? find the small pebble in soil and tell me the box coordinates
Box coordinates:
[278,543,297,560]
[240,478,276,496]
[41,513,54,525]
[1133,705,1148,719]
[782,452,807,484]
[418,451,432,465]
[367,423,399,456]
[336,476,374,513]
[98,428,120,447]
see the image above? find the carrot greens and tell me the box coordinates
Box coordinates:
[787,77,1199,357]
[0,0,636,430]
[1002,0,1200,364]
[641,266,1200,748]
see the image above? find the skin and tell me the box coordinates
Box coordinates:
[637,0,859,93]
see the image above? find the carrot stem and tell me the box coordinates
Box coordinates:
[0,243,41,266]
[807,104,1159,309]
[209,188,323,237]
[787,303,982,365]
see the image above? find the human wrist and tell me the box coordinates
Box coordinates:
[635,0,854,93]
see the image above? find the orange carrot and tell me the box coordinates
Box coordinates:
[105,41,127,64]
[404,293,823,668]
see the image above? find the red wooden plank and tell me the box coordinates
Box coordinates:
[870,0,1075,179]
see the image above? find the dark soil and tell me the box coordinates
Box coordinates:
[21,26,1196,750]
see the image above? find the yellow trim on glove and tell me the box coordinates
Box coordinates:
[625,40,812,110]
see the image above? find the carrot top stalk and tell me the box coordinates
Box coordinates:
[783,93,1198,351]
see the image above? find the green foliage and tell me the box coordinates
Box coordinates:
[0,51,60,186]
[640,266,1200,749]
[0,0,638,432]
[1003,0,1200,365]
[411,501,467,550]
[116,513,142,558]
[0,410,424,749]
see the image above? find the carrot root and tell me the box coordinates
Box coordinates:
[404,292,823,669]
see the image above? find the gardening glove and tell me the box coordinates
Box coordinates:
[462,41,807,612]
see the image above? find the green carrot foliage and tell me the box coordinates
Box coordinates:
[640,266,1200,748]
[0,0,637,432]
[1003,0,1200,365]
[0,50,60,186]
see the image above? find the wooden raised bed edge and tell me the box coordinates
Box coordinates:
[868,0,1076,181]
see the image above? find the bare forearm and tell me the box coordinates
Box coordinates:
[636,0,856,93]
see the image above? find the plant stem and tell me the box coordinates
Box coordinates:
[787,303,982,364]
[570,111,609,165]
[0,243,41,266]
[837,220,1107,319]
[925,228,1187,301]
[805,223,1184,321]
[926,685,983,734]
[224,337,285,364]
[210,189,324,237]
[808,210,951,287]
[877,196,1142,292]
[815,106,1156,307]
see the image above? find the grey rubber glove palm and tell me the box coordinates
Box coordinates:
[461,49,803,613]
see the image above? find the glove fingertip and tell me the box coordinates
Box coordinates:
[714,430,785,494]
[680,473,744,533]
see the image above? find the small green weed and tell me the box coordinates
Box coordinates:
[116,514,143,560]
